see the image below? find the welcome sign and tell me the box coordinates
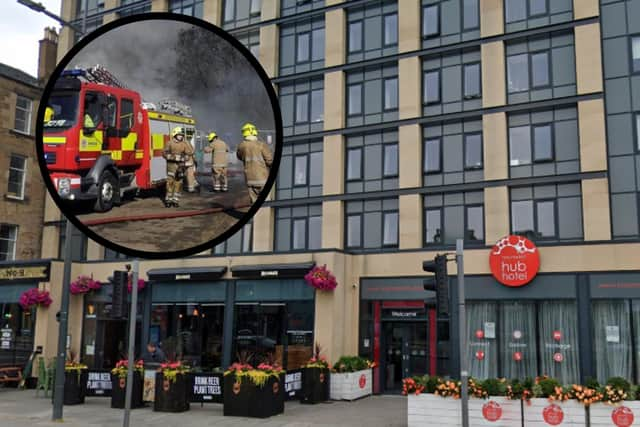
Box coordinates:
[489,235,540,287]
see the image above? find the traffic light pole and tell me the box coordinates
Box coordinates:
[122,259,139,427]
[456,239,469,427]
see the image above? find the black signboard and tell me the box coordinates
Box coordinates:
[85,369,112,397]
[284,369,303,400]
[0,261,50,282]
[188,373,223,403]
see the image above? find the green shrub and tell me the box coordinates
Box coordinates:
[584,377,600,390]
[483,378,507,396]
[534,377,562,398]
[606,377,631,393]
[332,356,371,373]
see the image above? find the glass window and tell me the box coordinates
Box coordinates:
[347,148,362,180]
[250,0,261,16]
[423,71,440,104]
[464,134,483,169]
[310,89,323,122]
[632,37,640,73]
[120,98,134,132]
[539,301,580,384]
[58,224,87,261]
[14,96,32,134]
[169,0,203,17]
[464,63,481,98]
[463,0,479,30]
[529,0,547,16]
[384,78,398,111]
[531,51,550,88]
[242,223,252,252]
[500,302,537,379]
[295,93,309,123]
[536,200,556,238]
[312,28,324,62]
[308,216,322,249]
[636,113,640,150]
[466,206,484,241]
[348,84,362,115]
[8,155,26,199]
[309,151,323,186]
[511,200,534,234]
[297,32,310,62]
[294,154,307,186]
[383,143,398,177]
[293,218,306,250]
[424,138,441,173]
[422,5,439,38]
[224,0,234,21]
[507,54,529,93]
[467,302,498,379]
[384,14,398,46]
[347,215,361,247]
[250,43,259,58]
[349,21,363,53]
[509,125,532,166]
[593,300,633,383]
[383,212,398,246]
[0,224,17,261]
[505,0,526,22]
[425,209,442,243]
[533,125,553,162]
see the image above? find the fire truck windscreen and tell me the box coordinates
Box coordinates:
[44,92,79,129]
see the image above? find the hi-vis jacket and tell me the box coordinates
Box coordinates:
[236,136,273,187]
[209,138,229,168]
[163,137,194,163]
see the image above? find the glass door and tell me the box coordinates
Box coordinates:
[382,322,428,393]
[234,303,286,367]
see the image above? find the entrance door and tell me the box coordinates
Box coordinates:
[382,322,428,392]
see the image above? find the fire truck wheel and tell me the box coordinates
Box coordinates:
[94,170,117,212]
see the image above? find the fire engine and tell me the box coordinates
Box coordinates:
[42,65,197,212]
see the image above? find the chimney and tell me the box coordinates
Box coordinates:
[38,27,58,85]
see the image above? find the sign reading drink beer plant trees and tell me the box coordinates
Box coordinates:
[489,235,540,287]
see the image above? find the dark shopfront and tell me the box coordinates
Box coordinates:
[359,271,640,393]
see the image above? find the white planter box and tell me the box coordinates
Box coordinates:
[329,369,372,401]
[407,394,522,426]
[588,401,640,427]
[523,398,586,426]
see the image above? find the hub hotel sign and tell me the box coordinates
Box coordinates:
[489,235,540,287]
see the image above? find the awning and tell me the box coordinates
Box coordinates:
[231,262,315,279]
[147,266,227,282]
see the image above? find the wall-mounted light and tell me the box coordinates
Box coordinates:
[192,308,199,316]
[179,313,183,319]
[87,304,95,315]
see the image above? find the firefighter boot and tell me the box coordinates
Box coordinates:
[220,170,228,192]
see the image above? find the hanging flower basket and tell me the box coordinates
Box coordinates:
[304,265,338,291]
[127,278,146,293]
[19,288,52,310]
[70,275,102,295]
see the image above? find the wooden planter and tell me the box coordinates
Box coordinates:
[588,401,640,427]
[522,398,586,426]
[110,372,144,409]
[468,396,523,426]
[223,373,285,418]
[300,367,330,404]
[407,394,461,427]
[51,369,88,405]
[153,373,190,413]
[329,369,372,401]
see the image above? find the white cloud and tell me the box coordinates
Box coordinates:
[0,0,62,77]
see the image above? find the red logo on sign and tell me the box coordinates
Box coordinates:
[489,236,540,287]
[475,350,485,360]
[513,351,523,362]
[482,400,503,422]
[475,329,484,339]
[543,404,564,425]
[359,374,366,389]
[553,331,562,341]
[612,406,635,427]
[553,353,564,363]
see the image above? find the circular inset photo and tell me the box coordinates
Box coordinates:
[36,14,282,259]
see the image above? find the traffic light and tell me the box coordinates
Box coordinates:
[111,270,128,318]
[423,254,449,317]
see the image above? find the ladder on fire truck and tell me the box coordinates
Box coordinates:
[66,64,128,89]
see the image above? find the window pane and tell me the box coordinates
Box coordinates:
[383,144,398,176]
[533,125,553,161]
[295,93,308,123]
[293,218,306,249]
[536,200,555,237]
[250,0,261,15]
[309,151,323,186]
[505,0,526,22]
[294,155,307,185]
[120,99,134,131]
[465,134,483,169]
[308,216,322,249]
[499,302,537,380]
[347,148,362,180]
[511,200,534,234]
[633,37,640,72]
[310,89,323,122]
[423,71,440,104]
[593,301,632,383]
[348,84,362,115]
[507,54,529,92]
[423,5,439,37]
[463,0,478,30]
[637,114,640,150]
[312,28,324,61]
[349,21,363,52]
[347,215,361,247]
[384,78,398,110]
[464,63,480,97]
[539,301,580,384]
[383,212,398,246]
[509,125,531,166]
[424,138,441,173]
[466,206,483,241]
[0,225,17,261]
[242,223,252,252]
[529,0,546,15]
[425,209,442,243]
[384,14,397,46]
[297,33,310,62]
[531,52,549,87]
[250,43,260,58]
[467,303,499,379]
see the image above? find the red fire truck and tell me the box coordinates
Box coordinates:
[42,66,196,212]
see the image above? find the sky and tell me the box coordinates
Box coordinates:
[0,0,62,77]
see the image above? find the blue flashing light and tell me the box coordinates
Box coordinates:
[61,69,85,77]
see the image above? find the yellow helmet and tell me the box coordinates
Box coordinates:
[241,122,258,138]
[207,132,217,142]
[171,126,185,138]
[44,106,54,122]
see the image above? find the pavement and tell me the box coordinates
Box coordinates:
[0,388,407,427]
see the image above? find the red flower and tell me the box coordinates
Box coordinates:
[304,265,338,291]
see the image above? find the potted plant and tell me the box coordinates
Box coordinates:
[69,275,102,295]
[329,356,374,401]
[588,377,640,427]
[153,361,190,412]
[304,264,338,291]
[523,376,586,425]
[300,343,330,404]
[51,356,88,405]
[19,288,52,310]
[110,359,144,409]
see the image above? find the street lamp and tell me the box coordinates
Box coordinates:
[16,0,85,35]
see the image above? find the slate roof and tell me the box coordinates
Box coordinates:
[0,63,39,88]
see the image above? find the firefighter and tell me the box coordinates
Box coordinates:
[184,134,199,193]
[44,106,54,122]
[203,132,229,192]
[163,126,194,207]
[236,123,273,204]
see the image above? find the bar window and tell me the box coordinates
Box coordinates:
[464,63,481,98]
[505,0,526,22]
[632,36,640,73]
[384,77,398,111]
[507,54,529,93]
[424,138,441,173]
[529,0,547,16]
[383,212,398,246]
[462,0,479,30]
[423,70,440,105]
[531,51,550,88]
[347,214,362,247]
[8,155,27,199]
[422,5,439,38]
[383,143,398,177]
[0,224,17,261]
[348,83,362,115]
[511,200,534,234]
[464,134,483,169]
[347,148,362,180]
[310,89,323,123]
[425,209,442,243]
[533,124,553,162]
[509,125,532,166]
[384,13,398,46]
[294,154,308,186]
[348,21,363,53]
[466,206,484,241]
[14,95,32,134]
[297,32,310,62]
[536,200,556,238]
[295,93,309,123]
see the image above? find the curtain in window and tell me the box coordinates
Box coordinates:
[632,301,640,384]
[467,302,498,379]
[500,302,537,379]
[538,301,580,384]
[592,300,632,383]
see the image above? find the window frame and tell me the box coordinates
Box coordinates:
[310,88,323,123]
[424,207,443,245]
[0,224,18,261]
[382,211,399,248]
[293,154,309,187]
[534,198,557,240]
[509,124,533,166]
[529,50,551,90]
[423,69,441,105]
[347,82,363,116]
[348,20,364,53]
[346,147,364,182]
[464,204,485,242]
[346,213,364,249]
[510,199,535,236]
[422,4,440,39]
[249,0,261,17]
[383,12,398,48]
[119,98,134,134]
[528,0,548,18]
[383,142,399,178]
[7,154,27,200]
[291,216,308,251]
[532,123,555,163]
[635,112,640,152]
[423,137,442,174]
[630,35,640,74]
[294,92,310,124]
[463,132,483,170]
[383,77,399,112]
[296,31,311,63]
[463,62,482,99]
[14,95,33,135]
[462,0,480,31]
[507,53,530,94]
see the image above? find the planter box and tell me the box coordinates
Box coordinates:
[51,370,88,405]
[408,394,461,427]
[329,369,372,401]
[469,396,523,426]
[223,373,285,418]
[111,372,144,409]
[300,367,330,404]
[153,373,189,413]
[523,398,586,426]
[588,401,640,427]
